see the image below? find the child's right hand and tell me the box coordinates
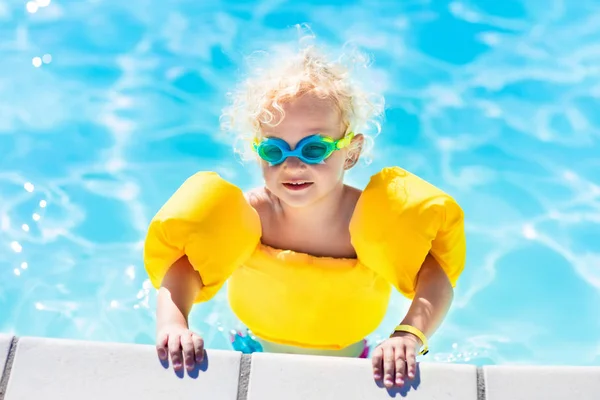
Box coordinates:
[156,324,205,371]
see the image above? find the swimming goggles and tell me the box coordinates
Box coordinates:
[252,132,354,166]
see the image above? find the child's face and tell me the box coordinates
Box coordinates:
[258,92,360,208]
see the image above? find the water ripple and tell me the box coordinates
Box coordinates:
[1,0,599,366]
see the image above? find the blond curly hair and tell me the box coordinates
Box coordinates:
[220,27,385,164]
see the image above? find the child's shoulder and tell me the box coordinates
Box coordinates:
[244,186,276,216]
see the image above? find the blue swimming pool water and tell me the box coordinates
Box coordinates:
[1,0,599,367]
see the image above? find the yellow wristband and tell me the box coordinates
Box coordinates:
[391,324,429,356]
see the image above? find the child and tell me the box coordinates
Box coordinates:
[143,35,466,389]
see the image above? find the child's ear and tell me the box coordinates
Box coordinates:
[344,133,364,170]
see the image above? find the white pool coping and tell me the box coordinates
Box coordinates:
[0,334,598,399]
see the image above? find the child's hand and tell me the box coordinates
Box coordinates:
[156,324,205,371]
[371,332,421,388]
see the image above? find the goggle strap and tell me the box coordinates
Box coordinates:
[335,131,354,149]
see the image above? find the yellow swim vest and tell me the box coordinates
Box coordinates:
[143,167,467,350]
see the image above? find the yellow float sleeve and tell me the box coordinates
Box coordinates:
[143,172,262,302]
[350,167,466,299]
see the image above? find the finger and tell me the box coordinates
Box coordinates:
[383,346,396,388]
[180,332,195,370]
[371,346,384,380]
[405,344,417,379]
[394,345,407,386]
[156,332,169,360]
[168,333,183,370]
[192,334,205,363]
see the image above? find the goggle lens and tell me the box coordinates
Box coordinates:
[259,143,284,163]
[301,142,330,161]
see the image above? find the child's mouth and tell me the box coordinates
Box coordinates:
[282,181,313,191]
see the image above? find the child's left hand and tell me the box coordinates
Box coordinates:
[371,332,421,388]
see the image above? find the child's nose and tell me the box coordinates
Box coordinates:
[282,156,307,169]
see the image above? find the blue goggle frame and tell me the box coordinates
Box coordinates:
[252,132,354,166]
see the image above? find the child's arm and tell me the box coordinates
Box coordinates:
[372,253,454,388]
[155,255,205,371]
[398,252,454,341]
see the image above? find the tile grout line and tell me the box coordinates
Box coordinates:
[236,354,252,400]
[476,366,486,400]
[0,336,19,400]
